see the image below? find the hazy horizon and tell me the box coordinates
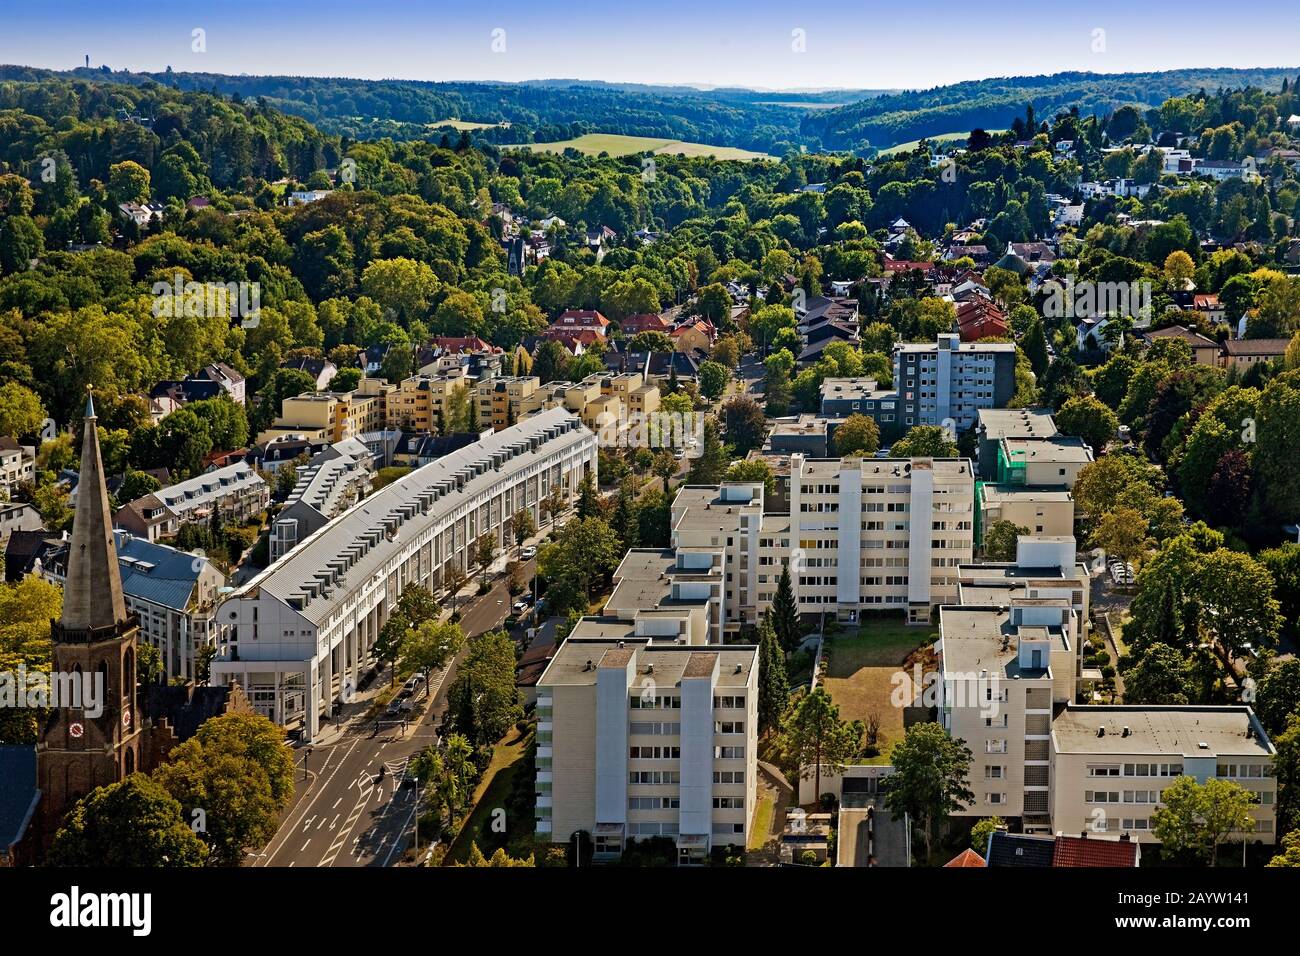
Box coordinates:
[4,0,1300,92]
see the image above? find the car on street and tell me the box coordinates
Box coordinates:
[513,600,529,615]
[520,545,537,560]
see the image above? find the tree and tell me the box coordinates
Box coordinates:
[1255,658,1300,737]
[891,424,957,458]
[770,563,801,654]
[48,774,208,867]
[511,507,536,556]
[1272,715,1300,839]
[446,630,523,746]
[1123,642,1193,704]
[0,215,44,275]
[725,458,776,496]
[628,330,673,353]
[687,417,728,485]
[1163,250,1196,288]
[757,615,789,734]
[1267,831,1300,867]
[0,381,45,438]
[970,816,1005,857]
[153,713,294,866]
[1197,549,1283,662]
[1055,395,1118,454]
[697,360,730,401]
[982,520,1028,561]
[406,619,465,681]
[1090,506,1150,572]
[359,257,439,326]
[651,449,678,495]
[763,349,794,416]
[474,531,498,588]
[722,395,769,456]
[1152,776,1256,866]
[832,413,881,456]
[107,160,151,207]
[884,722,974,863]
[538,516,623,605]
[443,562,469,615]
[779,689,860,807]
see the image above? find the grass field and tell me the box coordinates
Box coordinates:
[821,618,938,763]
[504,132,774,161]
[429,118,506,131]
[748,793,775,851]
[442,726,534,864]
[878,129,1007,156]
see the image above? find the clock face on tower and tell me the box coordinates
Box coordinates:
[122,707,131,729]
[69,722,84,739]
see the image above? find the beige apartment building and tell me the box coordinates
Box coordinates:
[669,457,976,634]
[1050,705,1277,845]
[977,484,1075,545]
[996,435,1093,489]
[535,636,759,863]
[388,373,464,432]
[475,375,549,430]
[258,377,393,444]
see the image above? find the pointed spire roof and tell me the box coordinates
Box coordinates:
[59,388,128,631]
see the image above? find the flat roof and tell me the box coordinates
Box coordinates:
[228,407,590,625]
[820,377,891,401]
[799,457,974,480]
[538,637,757,688]
[939,606,1062,679]
[1052,706,1274,758]
[1002,435,1094,464]
[977,408,1059,441]
[979,483,1074,503]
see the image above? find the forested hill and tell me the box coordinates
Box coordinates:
[802,68,1300,153]
[4,64,1300,159]
[0,65,849,157]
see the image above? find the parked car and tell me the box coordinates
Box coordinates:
[513,600,529,615]
[520,546,537,560]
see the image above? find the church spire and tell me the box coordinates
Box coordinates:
[59,387,127,632]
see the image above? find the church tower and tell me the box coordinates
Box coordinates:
[37,389,145,846]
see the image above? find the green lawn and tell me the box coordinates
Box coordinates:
[748,793,775,851]
[442,726,534,864]
[821,617,938,762]
[428,118,505,131]
[878,129,1007,156]
[503,133,774,161]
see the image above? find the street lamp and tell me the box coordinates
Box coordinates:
[412,774,421,860]
[303,746,314,781]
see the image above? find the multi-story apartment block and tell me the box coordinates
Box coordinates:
[893,334,1017,432]
[387,373,463,432]
[0,438,35,498]
[271,438,375,562]
[670,455,976,632]
[476,376,547,430]
[42,529,225,681]
[211,409,596,740]
[819,377,897,423]
[1050,705,1276,845]
[602,548,725,644]
[784,454,976,624]
[115,462,269,542]
[937,598,1082,831]
[257,377,393,445]
[535,636,759,863]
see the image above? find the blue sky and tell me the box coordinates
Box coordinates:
[3,0,1299,90]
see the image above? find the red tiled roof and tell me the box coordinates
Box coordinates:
[620,313,670,334]
[944,848,986,868]
[884,258,934,272]
[555,309,611,328]
[433,336,500,354]
[1051,835,1139,868]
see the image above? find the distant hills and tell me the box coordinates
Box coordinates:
[801,68,1300,152]
[2,63,1297,156]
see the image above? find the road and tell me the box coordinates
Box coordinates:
[254,569,520,868]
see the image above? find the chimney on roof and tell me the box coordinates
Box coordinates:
[1097,726,1106,737]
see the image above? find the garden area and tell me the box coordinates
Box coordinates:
[820,616,939,763]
